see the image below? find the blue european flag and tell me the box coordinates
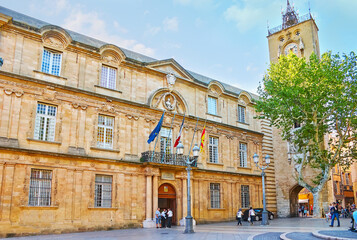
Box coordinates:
[147,111,165,144]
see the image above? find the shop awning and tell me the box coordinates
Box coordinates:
[298,199,309,203]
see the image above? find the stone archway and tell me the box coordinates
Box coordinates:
[158,183,177,225]
[289,184,304,217]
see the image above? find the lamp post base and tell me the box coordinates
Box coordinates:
[184,216,195,234]
[261,211,269,226]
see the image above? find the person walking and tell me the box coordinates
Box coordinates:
[161,209,167,228]
[249,207,256,225]
[330,202,340,227]
[155,208,161,228]
[167,208,173,228]
[236,208,243,226]
[301,205,305,217]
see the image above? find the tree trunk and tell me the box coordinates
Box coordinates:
[312,191,322,218]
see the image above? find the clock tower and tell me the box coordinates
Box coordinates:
[267,0,320,63]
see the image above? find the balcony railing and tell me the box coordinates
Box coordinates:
[140,151,197,167]
[268,13,312,36]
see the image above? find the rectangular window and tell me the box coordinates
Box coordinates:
[207,96,217,115]
[239,143,248,168]
[160,127,172,154]
[97,115,114,149]
[241,185,250,208]
[28,169,52,206]
[209,136,219,163]
[34,103,57,142]
[100,65,117,90]
[346,173,350,185]
[95,175,112,208]
[41,49,62,76]
[210,183,220,209]
[238,105,246,123]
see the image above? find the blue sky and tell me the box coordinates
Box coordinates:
[1,0,356,94]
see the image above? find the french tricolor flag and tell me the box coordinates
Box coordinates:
[174,115,185,147]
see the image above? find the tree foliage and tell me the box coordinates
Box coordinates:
[255,52,357,192]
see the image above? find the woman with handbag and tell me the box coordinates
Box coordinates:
[249,207,256,225]
[236,208,243,226]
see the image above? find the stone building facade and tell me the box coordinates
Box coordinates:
[267,1,331,217]
[0,6,277,237]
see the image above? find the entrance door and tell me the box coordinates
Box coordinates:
[158,183,176,225]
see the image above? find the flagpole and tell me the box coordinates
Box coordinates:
[197,118,207,146]
[150,110,165,163]
[161,112,176,163]
[188,117,199,158]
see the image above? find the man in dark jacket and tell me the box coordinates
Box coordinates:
[330,202,340,227]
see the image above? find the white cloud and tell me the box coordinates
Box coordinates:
[163,17,179,32]
[145,24,161,36]
[224,0,281,32]
[62,9,155,56]
[113,21,128,34]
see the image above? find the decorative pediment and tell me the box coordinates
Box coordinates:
[208,81,224,97]
[238,91,253,105]
[99,44,125,66]
[0,13,12,28]
[149,88,188,114]
[146,59,193,81]
[40,25,72,50]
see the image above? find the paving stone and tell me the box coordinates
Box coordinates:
[285,232,321,240]
[253,232,283,240]
[318,230,357,239]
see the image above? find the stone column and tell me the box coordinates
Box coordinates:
[152,175,158,216]
[143,175,155,228]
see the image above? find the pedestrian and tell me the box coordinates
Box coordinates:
[236,208,243,226]
[304,208,307,217]
[167,208,173,228]
[155,208,161,228]
[298,206,301,217]
[161,209,167,228]
[352,209,357,232]
[330,202,340,227]
[249,207,256,225]
[301,205,305,217]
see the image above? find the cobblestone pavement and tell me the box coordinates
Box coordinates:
[2,218,355,240]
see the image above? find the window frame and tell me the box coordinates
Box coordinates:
[100,65,117,90]
[34,102,57,142]
[208,136,219,163]
[41,48,62,76]
[96,114,114,149]
[239,143,248,168]
[210,183,221,209]
[94,174,113,208]
[241,185,250,209]
[160,127,173,155]
[207,96,218,115]
[238,105,246,123]
[28,169,52,207]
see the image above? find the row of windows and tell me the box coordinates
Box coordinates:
[29,169,252,209]
[207,96,247,123]
[209,183,250,209]
[41,49,248,123]
[35,103,250,167]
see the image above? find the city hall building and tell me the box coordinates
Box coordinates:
[0,6,277,236]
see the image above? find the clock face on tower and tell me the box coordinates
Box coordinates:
[284,42,298,55]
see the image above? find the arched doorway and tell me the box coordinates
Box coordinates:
[290,185,303,217]
[290,185,314,217]
[158,183,176,225]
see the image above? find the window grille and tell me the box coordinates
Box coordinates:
[100,65,117,90]
[41,49,62,76]
[28,169,52,206]
[241,185,250,208]
[207,96,217,115]
[34,103,57,141]
[95,175,112,208]
[239,143,248,167]
[160,127,172,154]
[346,173,350,185]
[97,115,114,149]
[238,105,246,123]
[209,136,219,163]
[210,183,220,208]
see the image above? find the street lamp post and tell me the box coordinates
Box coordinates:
[253,153,270,226]
[177,142,199,234]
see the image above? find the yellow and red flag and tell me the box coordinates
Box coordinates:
[200,125,206,152]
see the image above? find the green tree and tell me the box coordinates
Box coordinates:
[255,52,357,217]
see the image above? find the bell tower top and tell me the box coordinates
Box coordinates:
[267,1,320,63]
[282,0,298,28]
